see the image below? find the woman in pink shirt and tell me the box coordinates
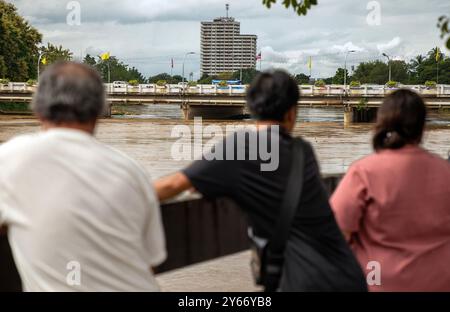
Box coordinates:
[331,89,450,292]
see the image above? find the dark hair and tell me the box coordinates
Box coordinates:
[373,89,427,151]
[32,61,105,124]
[246,70,300,121]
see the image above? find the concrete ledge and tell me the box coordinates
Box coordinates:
[0,174,343,291]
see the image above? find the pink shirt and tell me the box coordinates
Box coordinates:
[331,146,450,292]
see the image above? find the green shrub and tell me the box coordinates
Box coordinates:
[424,81,437,88]
[128,80,139,86]
[314,79,326,87]
[0,78,10,84]
[356,98,368,111]
[188,81,197,87]
[386,81,398,88]
[350,81,361,88]
[27,79,37,86]
[156,80,167,86]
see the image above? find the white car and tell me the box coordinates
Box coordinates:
[112,81,128,93]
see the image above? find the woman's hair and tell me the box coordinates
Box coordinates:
[246,70,300,121]
[373,89,427,151]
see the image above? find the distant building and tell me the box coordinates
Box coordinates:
[200,6,257,77]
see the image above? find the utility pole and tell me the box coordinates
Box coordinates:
[182,52,195,91]
[382,53,392,82]
[226,3,229,18]
[344,50,356,95]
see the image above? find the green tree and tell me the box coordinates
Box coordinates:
[438,15,450,49]
[407,48,450,84]
[262,0,318,16]
[231,68,260,84]
[352,61,389,84]
[0,0,42,80]
[40,43,73,69]
[198,74,214,84]
[294,73,311,84]
[331,68,348,84]
[83,54,97,67]
[84,55,146,83]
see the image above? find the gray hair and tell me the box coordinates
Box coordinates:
[32,62,106,123]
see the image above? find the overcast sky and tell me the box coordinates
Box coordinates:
[7,0,450,79]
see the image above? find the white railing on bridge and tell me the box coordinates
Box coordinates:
[1,82,450,97]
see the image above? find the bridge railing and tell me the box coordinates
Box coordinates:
[2,82,450,97]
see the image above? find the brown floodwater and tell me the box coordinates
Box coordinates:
[0,105,449,179]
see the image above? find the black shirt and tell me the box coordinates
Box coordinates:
[183,127,367,291]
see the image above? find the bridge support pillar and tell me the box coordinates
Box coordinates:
[182,104,245,120]
[103,102,112,118]
[344,107,377,124]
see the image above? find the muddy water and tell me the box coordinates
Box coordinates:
[0,105,449,179]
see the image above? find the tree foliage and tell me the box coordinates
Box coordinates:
[40,43,73,68]
[331,68,348,85]
[148,73,183,84]
[0,0,42,80]
[262,0,318,16]
[438,15,450,50]
[294,73,311,84]
[83,54,146,83]
[325,48,450,85]
[198,69,260,85]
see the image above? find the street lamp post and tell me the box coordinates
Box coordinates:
[344,50,356,95]
[382,53,392,82]
[182,52,195,90]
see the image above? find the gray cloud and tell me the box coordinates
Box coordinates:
[7,0,450,78]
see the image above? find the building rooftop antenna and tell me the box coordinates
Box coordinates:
[226,3,229,18]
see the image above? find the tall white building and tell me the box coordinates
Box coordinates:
[201,7,257,77]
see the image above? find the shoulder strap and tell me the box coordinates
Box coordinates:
[269,138,306,255]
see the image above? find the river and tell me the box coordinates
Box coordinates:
[0,104,449,179]
[0,105,449,291]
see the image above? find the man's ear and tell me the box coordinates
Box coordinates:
[283,106,297,131]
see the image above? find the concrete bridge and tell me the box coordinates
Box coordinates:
[1,83,450,121]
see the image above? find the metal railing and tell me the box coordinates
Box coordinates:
[1,82,450,97]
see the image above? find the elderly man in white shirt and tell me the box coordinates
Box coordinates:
[0,62,166,292]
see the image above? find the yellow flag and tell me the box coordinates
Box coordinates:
[41,57,47,65]
[435,47,441,62]
[308,56,312,70]
[101,52,110,61]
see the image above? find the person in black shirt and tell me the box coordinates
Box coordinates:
[155,70,367,291]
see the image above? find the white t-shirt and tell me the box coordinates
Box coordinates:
[0,128,166,292]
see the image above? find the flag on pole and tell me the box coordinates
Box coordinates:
[436,47,441,62]
[256,52,262,61]
[171,58,174,68]
[101,52,110,61]
[41,57,47,65]
[308,56,312,70]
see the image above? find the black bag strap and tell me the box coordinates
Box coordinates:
[269,137,306,255]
